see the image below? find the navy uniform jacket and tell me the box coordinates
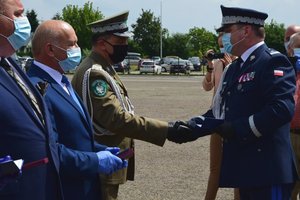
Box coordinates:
[0,58,62,200]
[218,44,298,188]
[27,64,106,200]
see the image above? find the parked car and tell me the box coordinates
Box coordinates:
[151,56,161,64]
[160,56,180,72]
[24,58,34,71]
[188,57,201,71]
[169,60,191,74]
[113,61,130,74]
[124,55,141,66]
[140,60,162,74]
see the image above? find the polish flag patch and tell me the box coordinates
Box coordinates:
[274,70,284,76]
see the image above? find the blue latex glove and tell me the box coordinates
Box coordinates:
[96,151,127,175]
[0,155,21,190]
[105,147,120,155]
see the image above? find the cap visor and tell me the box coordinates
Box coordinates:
[113,31,134,38]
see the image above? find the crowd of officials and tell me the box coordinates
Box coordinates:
[0,0,300,200]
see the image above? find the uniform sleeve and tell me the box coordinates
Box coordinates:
[57,143,99,178]
[89,71,168,146]
[233,55,296,140]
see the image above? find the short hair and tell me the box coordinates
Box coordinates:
[31,22,64,56]
[289,32,300,49]
[91,33,111,46]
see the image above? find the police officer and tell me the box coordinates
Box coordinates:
[71,11,198,200]
[203,5,297,200]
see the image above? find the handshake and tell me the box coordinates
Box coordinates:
[167,116,234,144]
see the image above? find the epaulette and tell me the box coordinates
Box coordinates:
[266,48,281,56]
[91,64,103,71]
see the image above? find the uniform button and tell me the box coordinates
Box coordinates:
[226,107,229,111]
[257,148,262,152]
[227,91,231,95]
[243,137,247,141]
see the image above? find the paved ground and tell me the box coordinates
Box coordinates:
[113,75,234,200]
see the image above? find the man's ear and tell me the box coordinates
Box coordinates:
[45,43,55,57]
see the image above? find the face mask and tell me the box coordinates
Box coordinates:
[0,15,31,50]
[294,48,300,58]
[53,45,81,72]
[104,40,128,64]
[293,48,300,72]
[284,41,290,52]
[219,47,225,53]
[222,29,245,54]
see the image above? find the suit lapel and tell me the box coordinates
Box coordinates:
[2,58,46,129]
[28,65,92,129]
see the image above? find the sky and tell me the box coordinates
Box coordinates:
[22,0,298,34]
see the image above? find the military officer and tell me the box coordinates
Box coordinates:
[201,5,297,200]
[71,11,198,200]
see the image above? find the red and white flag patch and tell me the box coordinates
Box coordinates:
[274,70,284,76]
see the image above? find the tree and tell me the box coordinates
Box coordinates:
[264,20,285,53]
[59,1,104,51]
[188,27,217,58]
[26,9,39,32]
[131,9,164,57]
[163,33,192,58]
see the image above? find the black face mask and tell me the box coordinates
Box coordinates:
[104,40,128,64]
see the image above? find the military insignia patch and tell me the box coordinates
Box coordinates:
[91,80,107,97]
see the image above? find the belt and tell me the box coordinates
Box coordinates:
[291,129,300,135]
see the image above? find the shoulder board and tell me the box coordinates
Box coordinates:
[91,64,103,71]
[266,48,281,56]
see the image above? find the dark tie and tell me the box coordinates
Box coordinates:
[61,75,84,114]
[0,58,44,124]
[235,57,243,68]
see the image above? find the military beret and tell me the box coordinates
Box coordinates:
[88,10,133,38]
[216,5,268,32]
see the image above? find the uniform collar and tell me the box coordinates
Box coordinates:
[241,41,265,63]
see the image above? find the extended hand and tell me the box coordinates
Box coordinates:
[96,150,128,175]
[167,121,200,144]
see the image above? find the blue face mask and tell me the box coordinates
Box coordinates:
[284,41,290,52]
[222,29,245,54]
[53,45,82,72]
[222,33,233,53]
[293,48,300,72]
[0,15,31,50]
[219,47,225,53]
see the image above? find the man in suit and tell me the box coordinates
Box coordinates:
[0,0,62,199]
[286,32,300,200]
[71,11,197,200]
[200,5,298,199]
[27,20,128,200]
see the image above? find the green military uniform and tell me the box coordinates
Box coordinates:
[71,11,169,199]
[72,51,168,198]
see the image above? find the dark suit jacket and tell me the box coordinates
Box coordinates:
[0,57,62,200]
[217,44,298,188]
[27,64,106,200]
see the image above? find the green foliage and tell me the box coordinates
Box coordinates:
[59,1,103,50]
[26,9,39,32]
[188,27,217,57]
[264,19,285,53]
[132,9,162,57]
[163,33,192,58]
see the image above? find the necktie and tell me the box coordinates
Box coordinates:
[61,75,84,115]
[0,58,44,124]
[236,57,243,68]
